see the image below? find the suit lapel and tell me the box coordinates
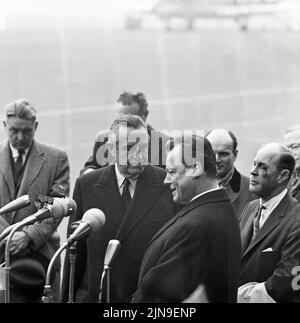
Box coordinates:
[93,166,125,229]
[240,202,259,255]
[147,189,228,248]
[115,166,167,241]
[243,194,289,257]
[0,141,16,199]
[17,141,45,197]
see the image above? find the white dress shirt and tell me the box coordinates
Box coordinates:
[10,144,30,166]
[238,188,288,303]
[114,164,137,198]
[258,188,288,229]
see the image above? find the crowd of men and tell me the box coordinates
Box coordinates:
[0,93,300,303]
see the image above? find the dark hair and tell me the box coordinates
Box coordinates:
[109,114,147,142]
[167,135,217,179]
[117,92,149,117]
[205,129,238,152]
[277,152,295,182]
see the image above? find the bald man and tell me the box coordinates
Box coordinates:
[238,143,300,303]
[284,125,300,202]
[206,129,255,219]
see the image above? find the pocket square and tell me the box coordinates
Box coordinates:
[262,247,273,253]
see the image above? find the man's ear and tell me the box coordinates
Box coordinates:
[233,149,238,159]
[3,120,6,129]
[278,169,290,184]
[193,162,203,177]
[34,121,39,131]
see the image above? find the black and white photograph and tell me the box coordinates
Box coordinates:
[0,0,300,309]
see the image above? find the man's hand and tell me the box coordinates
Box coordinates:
[6,231,31,255]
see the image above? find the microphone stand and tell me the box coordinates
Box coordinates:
[43,243,67,303]
[4,221,28,303]
[106,265,111,303]
[68,241,77,303]
[98,265,110,303]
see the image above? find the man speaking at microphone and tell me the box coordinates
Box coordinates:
[61,115,177,303]
[0,99,70,302]
[132,135,241,303]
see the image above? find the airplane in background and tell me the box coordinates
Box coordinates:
[125,0,300,31]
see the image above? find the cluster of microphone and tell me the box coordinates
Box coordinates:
[0,193,120,303]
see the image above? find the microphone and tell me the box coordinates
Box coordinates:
[104,240,121,268]
[66,208,106,246]
[20,197,77,226]
[0,198,76,241]
[0,195,31,214]
[98,239,121,303]
[44,208,103,304]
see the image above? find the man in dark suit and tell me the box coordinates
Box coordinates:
[206,128,256,219]
[132,135,241,303]
[0,99,70,302]
[61,115,177,303]
[238,143,300,303]
[284,125,300,202]
[80,91,170,175]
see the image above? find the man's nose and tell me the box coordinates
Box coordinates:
[164,173,171,185]
[250,165,258,176]
[16,131,24,140]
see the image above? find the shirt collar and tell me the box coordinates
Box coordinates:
[114,164,138,190]
[260,188,288,210]
[10,143,30,160]
[190,187,222,202]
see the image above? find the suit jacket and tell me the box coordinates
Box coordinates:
[224,168,256,219]
[80,124,170,175]
[61,164,178,303]
[0,140,70,267]
[132,189,241,303]
[239,193,300,302]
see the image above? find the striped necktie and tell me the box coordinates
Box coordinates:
[14,150,24,184]
[252,204,266,241]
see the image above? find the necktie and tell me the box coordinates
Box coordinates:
[252,204,265,241]
[14,150,24,181]
[122,178,132,209]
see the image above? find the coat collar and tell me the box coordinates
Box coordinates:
[93,165,167,241]
[147,189,229,247]
[242,193,291,257]
[16,140,46,197]
[229,168,242,193]
[0,140,45,199]
[0,141,16,199]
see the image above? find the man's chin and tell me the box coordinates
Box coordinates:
[12,143,27,150]
[128,165,145,174]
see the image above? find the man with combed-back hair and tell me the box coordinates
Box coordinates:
[80,91,170,175]
[0,99,70,302]
[238,143,300,303]
[62,115,177,303]
[132,135,241,303]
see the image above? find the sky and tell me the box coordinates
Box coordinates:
[0,0,158,28]
[0,0,299,29]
